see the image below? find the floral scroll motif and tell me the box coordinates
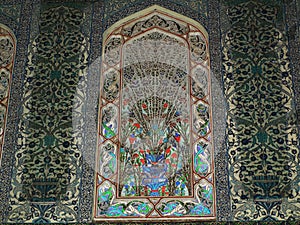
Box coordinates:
[222,1,299,221]
[7,6,90,223]
[0,25,15,165]
[95,6,215,222]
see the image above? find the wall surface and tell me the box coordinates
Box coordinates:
[0,0,299,223]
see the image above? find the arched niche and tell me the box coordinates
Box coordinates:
[94,5,215,222]
[0,24,16,166]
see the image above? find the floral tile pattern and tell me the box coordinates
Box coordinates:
[103,0,207,20]
[221,0,300,221]
[95,5,215,222]
[0,0,298,223]
[0,3,21,23]
[6,3,91,223]
[0,25,15,166]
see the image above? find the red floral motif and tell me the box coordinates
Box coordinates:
[133,123,141,128]
[162,186,166,195]
[165,147,171,154]
[158,139,163,145]
[174,136,181,143]
[163,102,168,108]
[129,136,135,144]
[171,152,178,158]
[142,103,147,109]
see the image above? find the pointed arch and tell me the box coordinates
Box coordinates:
[94,5,215,222]
[0,24,16,166]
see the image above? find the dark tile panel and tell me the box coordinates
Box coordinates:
[286,0,300,124]
[220,0,300,221]
[79,0,104,222]
[208,0,231,221]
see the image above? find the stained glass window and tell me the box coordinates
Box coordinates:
[0,24,15,165]
[94,5,215,222]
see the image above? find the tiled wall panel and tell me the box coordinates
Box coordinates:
[0,0,298,223]
[4,2,92,223]
[221,0,300,221]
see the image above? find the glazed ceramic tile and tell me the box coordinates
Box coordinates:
[6,4,92,223]
[0,25,15,166]
[95,5,216,222]
[221,1,299,220]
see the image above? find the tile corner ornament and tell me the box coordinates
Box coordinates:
[0,24,15,166]
[222,1,300,221]
[94,5,216,222]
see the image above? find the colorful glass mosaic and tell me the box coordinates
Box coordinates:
[0,25,15,165]
[95,5,216,222]
[222,0,300,221]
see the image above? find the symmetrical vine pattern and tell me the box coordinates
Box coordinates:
[222,1,300,221]
[7,6,89,223]
[0,25,15,165]
[103,0,207,21]
[95,6,215,222]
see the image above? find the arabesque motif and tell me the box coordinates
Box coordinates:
[222,1,300,221]
[103,0,207,21]
[95,6,215,221]
[0,25,15,165]
[7,6,89,223]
